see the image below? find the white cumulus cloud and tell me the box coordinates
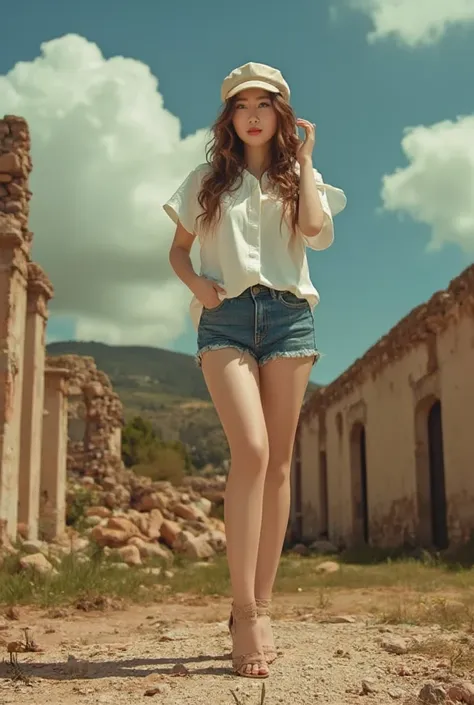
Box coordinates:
[345,0,474,46]
[0,34,209,345]
[380,115,474,253]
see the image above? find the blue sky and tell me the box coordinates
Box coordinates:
[1,0,473,384]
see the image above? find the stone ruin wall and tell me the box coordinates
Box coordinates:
[0,115,228,566]
[0,115,33,242]
[295,264,474,549]
[0,115,55,540]
[0,115,128,542]
[46,354,125,481]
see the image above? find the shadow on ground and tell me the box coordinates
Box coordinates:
[0,651,232,681]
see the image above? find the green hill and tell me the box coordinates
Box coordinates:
[46,341,320,471]
[47,341,210,400]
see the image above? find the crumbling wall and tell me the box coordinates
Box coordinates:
[0,114,229,556]
[0,117,33,536]
[0,116,34,247]
[46,354,124,481]
[296,264,474,549]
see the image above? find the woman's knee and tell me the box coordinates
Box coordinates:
[230,435,269,473]
[266,459,292,485]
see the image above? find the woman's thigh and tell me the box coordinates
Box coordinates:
[260,356,313,468]
[201,348,268,464]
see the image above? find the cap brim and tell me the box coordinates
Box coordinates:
[225,80,281,100]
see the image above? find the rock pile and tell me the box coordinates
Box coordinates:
[13,473,227,575]
[78,473,227,564]
[28,353,228,569]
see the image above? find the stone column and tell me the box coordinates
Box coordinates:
[0,115,33,539]
[39,368,69,540]
[18,263,54,539]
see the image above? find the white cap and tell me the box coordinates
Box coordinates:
[221,62,290,103]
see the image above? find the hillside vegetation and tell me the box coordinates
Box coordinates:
[47,341,320,471]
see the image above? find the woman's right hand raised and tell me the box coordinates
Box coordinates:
[193,276,226,310]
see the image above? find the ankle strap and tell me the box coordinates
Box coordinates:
[255,598,272,616]
[231,601,258,622]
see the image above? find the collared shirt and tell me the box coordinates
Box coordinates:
[163,163,347,330]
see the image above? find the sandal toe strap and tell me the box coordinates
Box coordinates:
[233,651,266,669]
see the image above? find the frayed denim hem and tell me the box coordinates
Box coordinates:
[195,345,320,368]
[259,349,320,367]
[195,344,257,368]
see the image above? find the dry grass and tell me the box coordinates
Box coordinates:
[409,634,474,673]
[165,552,474,595]
[6,542,474,705]
[397,634,474,704]
[391,596,474,629]
[0,549,167,608]
[231,683,266,705]
[2,548,474,632]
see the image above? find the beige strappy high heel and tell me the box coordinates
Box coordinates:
[228,602,269,679]
[256,598,279,664]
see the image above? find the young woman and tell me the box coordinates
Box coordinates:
[164,62,346,679]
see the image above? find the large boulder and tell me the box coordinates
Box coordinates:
[160,519,182,548]
[90,526,129,548]
[20,553,57,576]
[174,531,215,560]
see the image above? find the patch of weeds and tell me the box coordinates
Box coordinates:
[231,682,266,704]
[441,531,474,568]
[376,593,474,629]
[317,586,332,610]
[3,546,474,622]
[66,486,100,531]
[166,556,230,596]
[409,635,474,674]
[419,595,474,630]
[338,544,415,565]
[0,548,169,608]
[375,596,421,626]
[164,553,474,601]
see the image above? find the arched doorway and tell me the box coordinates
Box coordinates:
[415,396,448,549]
[350,423,369,543]
[427,400,448,549]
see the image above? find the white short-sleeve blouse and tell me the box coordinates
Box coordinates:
[164,163,346,330]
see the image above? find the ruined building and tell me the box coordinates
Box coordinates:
[0,115,123,542]
[291,265,474,550]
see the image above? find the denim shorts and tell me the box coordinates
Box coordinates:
[196,284,319,367]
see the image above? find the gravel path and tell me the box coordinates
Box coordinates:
[0,600,463,704]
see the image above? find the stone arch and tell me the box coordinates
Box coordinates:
[415,396,448,549]
[350,422,369,543]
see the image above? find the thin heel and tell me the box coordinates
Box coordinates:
[256,598,279,664]
[229,602,269,679]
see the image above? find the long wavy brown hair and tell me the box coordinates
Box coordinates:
[196,92,300,235]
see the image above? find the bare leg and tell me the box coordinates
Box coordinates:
[201,348,269,677]
[255,356,314,656]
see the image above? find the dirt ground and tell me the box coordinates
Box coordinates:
[0,591,466,705]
